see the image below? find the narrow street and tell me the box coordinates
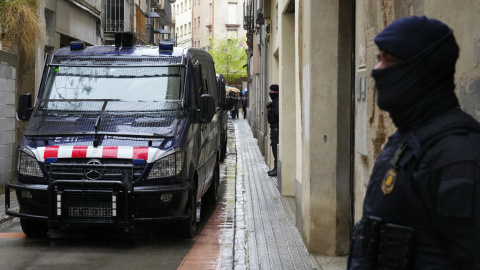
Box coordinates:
[0,153,234,270]
[0,119,346,269]
[0,122,237,270]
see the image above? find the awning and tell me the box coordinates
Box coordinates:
[154,29,170,34]
[145,12,161,18]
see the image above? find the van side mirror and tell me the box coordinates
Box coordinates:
[17,93,33,121]
[200,94,215,122]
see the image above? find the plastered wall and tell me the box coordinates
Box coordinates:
[353,0,480,223]
[0,52,18,190]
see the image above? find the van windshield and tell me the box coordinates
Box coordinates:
[25,66,185,138]
[42,66,183,101]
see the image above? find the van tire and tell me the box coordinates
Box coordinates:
[220,142,227,162]
[20,218,48,238]
[205,163,219,206]
[177,181,197,239]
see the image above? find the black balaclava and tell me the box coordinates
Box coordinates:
[269,84,279,100]
[372,16,460,132]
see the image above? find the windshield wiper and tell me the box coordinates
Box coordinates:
[93,101,109,147]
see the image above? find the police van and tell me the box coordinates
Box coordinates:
[216,74,231,161]
[7,33,221,238]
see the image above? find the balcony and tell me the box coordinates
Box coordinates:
[243,1,254,32]
[153,0,173,25]
[136,4,147,43]
[105,0,131,33]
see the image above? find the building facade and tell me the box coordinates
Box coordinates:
[192,0,247,49]
[245,0,480,257]
[0,52,17,191]
[173,0,193,47]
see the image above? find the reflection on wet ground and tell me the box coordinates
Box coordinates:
[0,122,239,270]
[178,123,237,269]
[0,158,233,270]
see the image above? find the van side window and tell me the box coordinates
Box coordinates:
[202,65,218,108]
[194,64,204,108]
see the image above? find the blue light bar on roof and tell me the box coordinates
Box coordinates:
[159,41,174,54]
[160,43,174,51]
[70,41,85,51]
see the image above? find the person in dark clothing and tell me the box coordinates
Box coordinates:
[267,84,279,177]
[348,16,480,269]
[232,93,240,119]
[241,91,248,119]
[231,92,239,119]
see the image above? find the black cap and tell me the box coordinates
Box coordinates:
[374,16,453,61]
[269,84,279,92]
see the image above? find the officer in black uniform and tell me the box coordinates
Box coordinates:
[348,16,480,269]
[267,84,279,177]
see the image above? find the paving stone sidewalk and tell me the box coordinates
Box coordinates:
[232,119,317,270]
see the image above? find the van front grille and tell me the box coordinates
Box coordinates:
[47,159,145,181]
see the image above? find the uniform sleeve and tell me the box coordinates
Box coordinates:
[274,100,279,122]
[417,136,480,269]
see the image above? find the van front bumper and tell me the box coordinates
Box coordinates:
[5,180,192,228]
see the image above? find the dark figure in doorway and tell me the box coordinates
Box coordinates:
[267,84,279,177]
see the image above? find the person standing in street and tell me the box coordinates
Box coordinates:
[230,92,239,119]
[348,16,480,269]
[267,84,279,177]
[241,91,248,119]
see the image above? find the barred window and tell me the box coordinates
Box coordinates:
[105,0,125,32]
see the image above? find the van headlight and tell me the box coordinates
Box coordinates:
[17,147,43,178]
[147,150,183,179]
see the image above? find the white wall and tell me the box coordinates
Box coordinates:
[0,52,17,187]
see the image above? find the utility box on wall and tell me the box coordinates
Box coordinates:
[355,73,367,156]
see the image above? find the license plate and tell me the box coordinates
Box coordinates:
[68,206,112,218]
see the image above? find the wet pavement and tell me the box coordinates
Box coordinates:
[178,127,237,270]
[0,117,348,269]
[226,118,347,270]
[230,119,316,270]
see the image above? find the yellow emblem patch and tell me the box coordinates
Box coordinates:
[381,169,396,195]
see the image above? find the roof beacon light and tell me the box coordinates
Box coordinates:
[70,40,85,51]
[159,41,174,54]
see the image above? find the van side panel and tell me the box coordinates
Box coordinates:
[188,50,220,197]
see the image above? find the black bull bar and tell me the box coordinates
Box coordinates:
[5,162,192,225]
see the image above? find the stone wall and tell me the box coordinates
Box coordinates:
[353,0,480,223]
[0,51,18,191]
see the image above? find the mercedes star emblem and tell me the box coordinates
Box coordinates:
[84,159,104,180]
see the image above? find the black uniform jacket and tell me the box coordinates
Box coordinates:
[267,98,279,125]
[349,108,480,269]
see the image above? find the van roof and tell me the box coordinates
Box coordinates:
[51,45,213,67]
[51,45,187,66]
[55,45,186,57]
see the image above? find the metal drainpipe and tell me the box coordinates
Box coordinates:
[190,0,192,45]
[131,0,135,33]
[349,0,356,236]
[212,0,214,39]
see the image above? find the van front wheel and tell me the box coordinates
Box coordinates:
[205,163,219,207]
[177,181,197,239]
[19,205,48,238]
[20,218,48,238]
